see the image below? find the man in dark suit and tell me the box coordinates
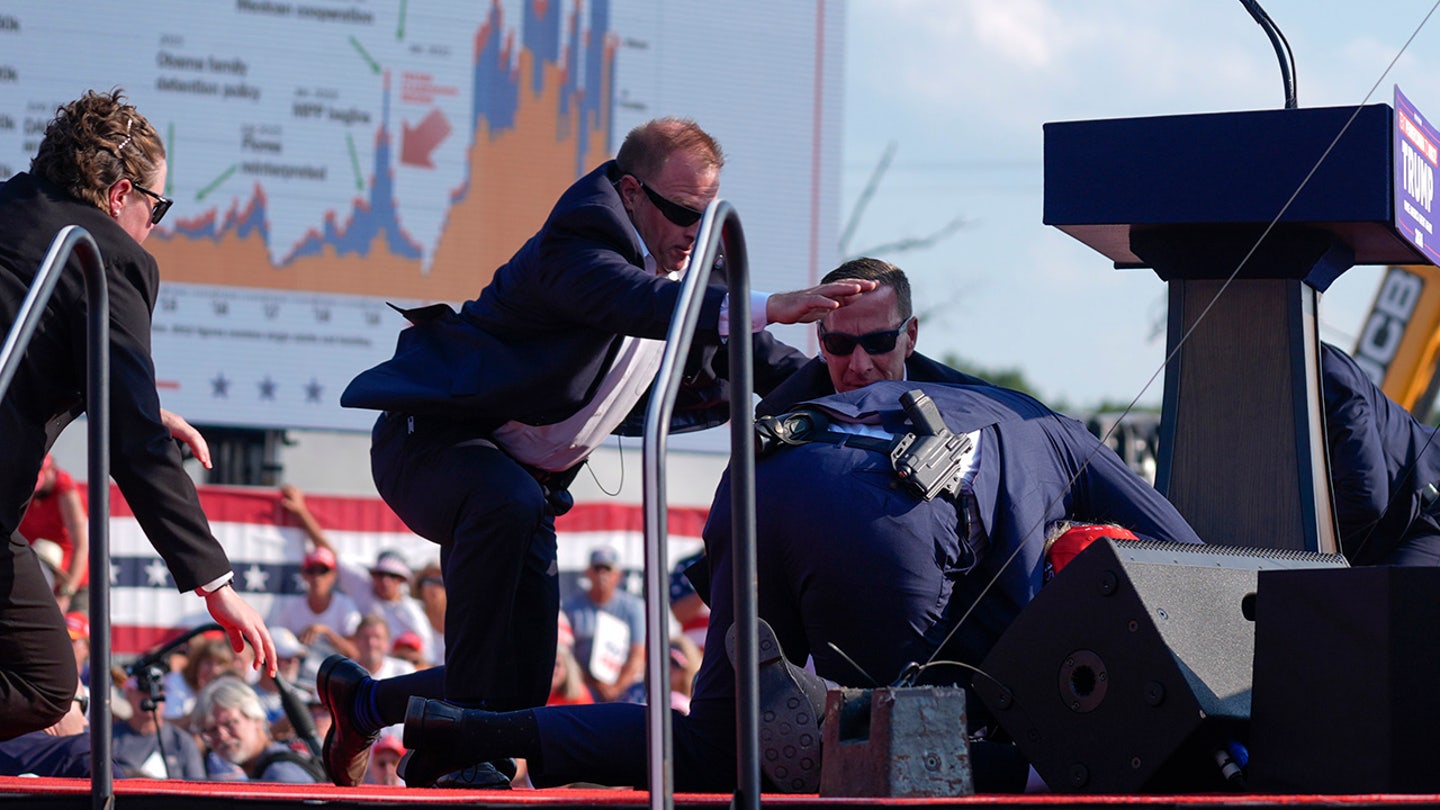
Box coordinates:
[394,279,1202,792]
[757,257,989,417]
[323,117,874,787]
[1322,342,1440,565]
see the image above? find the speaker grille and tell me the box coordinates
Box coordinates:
[1110,538,1347,568]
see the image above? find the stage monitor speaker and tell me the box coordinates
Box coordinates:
[1248,566,1440,793]
[972,538,1345,794]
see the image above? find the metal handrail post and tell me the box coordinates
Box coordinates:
[641,200,758,810]
[0,226,111,809]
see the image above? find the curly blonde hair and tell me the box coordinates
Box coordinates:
[30,88,165,212]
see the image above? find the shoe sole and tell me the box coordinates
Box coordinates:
[729,621,823,793]
[399,751,514,790]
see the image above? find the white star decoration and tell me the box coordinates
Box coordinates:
[144,559,171,587]
[243,563,269,592]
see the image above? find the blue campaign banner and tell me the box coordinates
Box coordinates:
[1395,86,1440,263]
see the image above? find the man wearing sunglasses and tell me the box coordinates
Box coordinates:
[759,257,989,417]
[331,117,874,788]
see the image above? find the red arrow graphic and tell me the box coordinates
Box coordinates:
[401,108,452,168]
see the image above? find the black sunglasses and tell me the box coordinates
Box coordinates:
[633,176,704,227]
[819,317,914,356]
[131,182,173,226]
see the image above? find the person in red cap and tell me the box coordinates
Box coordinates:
[391,632,427,669]
[18,455,88,612]
[271,491,361,662]
[365,734,405,786]
[279,485,431,663]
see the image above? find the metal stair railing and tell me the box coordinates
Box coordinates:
[641,199,760,810]
[0,226,112,810]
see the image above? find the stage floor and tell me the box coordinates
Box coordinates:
[6,779,1440,810]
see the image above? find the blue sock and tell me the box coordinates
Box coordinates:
[353,679,383,736]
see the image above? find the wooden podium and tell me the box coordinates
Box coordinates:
[1044,104,1428,552]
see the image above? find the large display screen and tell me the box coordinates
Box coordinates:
[0,1,842,430]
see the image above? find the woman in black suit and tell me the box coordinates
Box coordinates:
[0,89,275,739]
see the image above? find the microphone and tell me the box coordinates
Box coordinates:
[124,622,223,678]
[274,671,322,759]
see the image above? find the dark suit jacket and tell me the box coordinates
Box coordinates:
[755,351,990,417]
[1322,342,1440,563]
[793,380,1204,663]
[342,160,803,427]
[0,173,228,590]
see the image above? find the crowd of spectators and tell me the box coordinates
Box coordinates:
[1,477,711,786]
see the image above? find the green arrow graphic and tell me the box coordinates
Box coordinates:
[350,35,380,74]
[347,133,364,191]
[197,164,238,201]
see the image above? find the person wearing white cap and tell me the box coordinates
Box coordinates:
[342,551,433,666]
[278,485,432,664]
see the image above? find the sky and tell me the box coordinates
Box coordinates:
[840,0,1440,409]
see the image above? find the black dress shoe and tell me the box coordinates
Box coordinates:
[400,697,501,784]
[316,654,379,787]
[726,619,828,793]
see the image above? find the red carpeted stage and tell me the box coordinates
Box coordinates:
[5,779,1440,810]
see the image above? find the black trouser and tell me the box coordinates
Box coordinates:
[0,530,77,739]
[370,413,559,710]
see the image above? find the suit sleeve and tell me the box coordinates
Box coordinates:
[1321,352,1392,540]
[103,254,229,593]
[749,332,808,395]
[529,203,725,339]
[1065,418,1204,546]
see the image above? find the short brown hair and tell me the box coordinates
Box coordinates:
[30,88,165,212]
[822,258,912,320]
[615,117,724,181]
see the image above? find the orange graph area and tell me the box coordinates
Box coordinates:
[147,46,613,304]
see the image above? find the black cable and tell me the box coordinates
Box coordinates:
[1239,0,1298,108]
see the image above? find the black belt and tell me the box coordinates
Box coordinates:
[755,390,974,502]
[389,411,580,514]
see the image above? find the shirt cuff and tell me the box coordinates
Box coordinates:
[717,290,772,338]
[194,571,235,596]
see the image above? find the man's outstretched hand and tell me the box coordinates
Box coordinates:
[766,279,878,324]
[205,584,278,678]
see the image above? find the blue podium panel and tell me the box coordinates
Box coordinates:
[1045,104,1424,268]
